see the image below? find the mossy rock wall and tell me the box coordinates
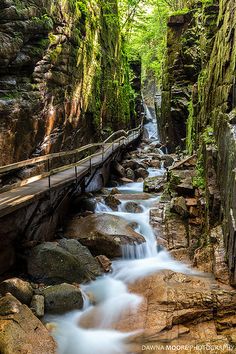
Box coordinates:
[186,0,236,285]
[161,1,218,153]
[161,0,236,284]
[0,0,136,165]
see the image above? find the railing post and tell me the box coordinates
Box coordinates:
[75,165,78,182]
[47,159,51,189]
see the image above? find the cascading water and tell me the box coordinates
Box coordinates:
[47,103,195,354]
[144,105,159,141]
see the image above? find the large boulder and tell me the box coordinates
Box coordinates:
[64,213,145,258]
[111,161,126,177]
[41,283,83,314]
[144,176,166,193]
[72,196,96,213]
[0,278,33,305]
[104,194,121,211]
[0,294,56,354]
[125,202,143,213]
[135,167,149,179]
[122,160,147,170]
[149,159,161,168]
[27,239,102,284]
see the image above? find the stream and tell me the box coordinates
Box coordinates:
[47,106,194,354]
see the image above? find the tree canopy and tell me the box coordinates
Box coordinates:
[118,0,194,86]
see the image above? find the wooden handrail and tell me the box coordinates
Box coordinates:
[0,122,143,174]
[0,123,143,193]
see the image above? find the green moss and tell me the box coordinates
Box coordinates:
[192,152,206,190]
[170,8,190,16]
[32,14,54,30]
[198,69,208,104]
[66,0,89,20]
[0,92,21,100]
[202,126,216,145]
[202,0,214,5]
[49,44,62,63]
[186,99,195,154]
[48,33,58,46]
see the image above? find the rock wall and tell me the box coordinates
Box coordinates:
[190,0,236,285]
[161,2,218,152]
[162,0,236,285]
[0,0,136,165]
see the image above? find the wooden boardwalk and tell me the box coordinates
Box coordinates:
[0,128,142,218]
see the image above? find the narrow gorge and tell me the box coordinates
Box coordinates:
[0,1,236,354]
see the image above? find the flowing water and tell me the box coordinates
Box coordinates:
[47,105,194,354]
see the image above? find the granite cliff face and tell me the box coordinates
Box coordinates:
[189,0,236,286]
[160,1,218,152]
[0,0,136,165]
[161,0,236,285]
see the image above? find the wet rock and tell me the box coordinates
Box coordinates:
[163,154,175,168]
[143,176,166,193]
[136,177,144,182]
[122,160,148,170]
[108,180,119,187]
[112,161,126,177]
[104,194,121,211]
[149,159,161,168]
[0,294,56,353]
[125,202,143,213]
[170,154,197,170]
[143,127,149,140]
[120,270,236,349]
[134,167,149,179]
[115,193,151,201]
[170,196,189,218]
[95,255,112,272]
[41,283,83,314]
[169,169,196,196]
[72,196,96,213]
[211,226,230,284]
[64,213,145,258]
[194,245,214,273]
[163,211,189,254]
[119,177,133,184]
[30,295,45,318]
[0,278,33,305]
[27,239,102,284]
[110,187,120,195]
[126,167,135,180]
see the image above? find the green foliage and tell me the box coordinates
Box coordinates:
[48,33,58,45]
[66,0,89,19]
[119,0,170,85]
[192,153,205,190]
[32,14,54,30]
[202,0,214,5]
[198,69,208,103]
[118,0,193,86]
[170,7,189,15]
[202,126,215,145]
[49,44,62,63]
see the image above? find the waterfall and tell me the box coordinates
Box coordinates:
[46,109,195,354]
